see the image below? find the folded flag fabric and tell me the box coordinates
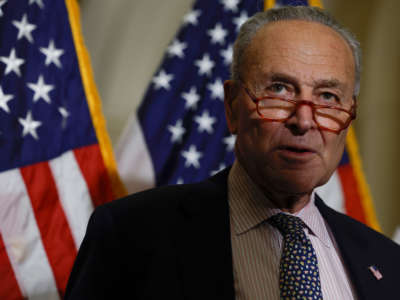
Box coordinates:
[0,0,125,299]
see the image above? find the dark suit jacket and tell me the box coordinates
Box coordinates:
[65,169,400,300]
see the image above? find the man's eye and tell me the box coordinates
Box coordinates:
[269,83,287,95]
[320,92,339,103]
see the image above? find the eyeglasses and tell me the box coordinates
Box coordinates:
[240,81,357,133]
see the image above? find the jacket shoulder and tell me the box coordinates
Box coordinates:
[316,195,400,254]
[93,169,228,230]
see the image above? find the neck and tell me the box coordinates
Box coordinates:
[235,158,313,214]
[263,190,312,214]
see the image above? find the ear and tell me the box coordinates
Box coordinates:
[224,80,239,134]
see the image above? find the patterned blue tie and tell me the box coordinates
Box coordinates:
[268,213,323,300]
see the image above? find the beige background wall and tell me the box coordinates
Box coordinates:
[325,0,400,236]
[80,0,400,237]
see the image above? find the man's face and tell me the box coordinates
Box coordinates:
[224,20,356,197]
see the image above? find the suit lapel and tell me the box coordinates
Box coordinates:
[177,169,235,300]
[315,195,383,300]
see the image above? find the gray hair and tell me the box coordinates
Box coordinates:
[231,6,362,96]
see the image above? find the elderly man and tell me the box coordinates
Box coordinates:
[65,6,400,300]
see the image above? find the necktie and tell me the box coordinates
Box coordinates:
[268,213,323,300]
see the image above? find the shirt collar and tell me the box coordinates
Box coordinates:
[228,160,331,248]
[296,192,331,248]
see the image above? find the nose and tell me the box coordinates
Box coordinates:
[285,102,317,135]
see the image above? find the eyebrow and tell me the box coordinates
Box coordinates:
[263,72,347,91]
[313,79,347,90]
[268,72,298,85]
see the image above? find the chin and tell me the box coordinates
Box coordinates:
[261,169,328,196]
[279,178,317,195]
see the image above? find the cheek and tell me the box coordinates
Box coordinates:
[237,118,280,153]
[256,120,283,142]
[322,131,347,165]
[236,107,258,137]
[235,99,283,155]
[335,131,347,152]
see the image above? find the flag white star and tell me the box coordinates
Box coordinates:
[220,44,233,65]
[152,69,173,90]
[207,23,228,45]
[168,119,186,143]
[194,53,215,76]
[207,78,224,100]
[40,40,64,68]
[167,39,187,58]
[223,134,236,151]
[0,48,25,77]
[233,11,249,32]
[27,75,54,104]
[0,86,13,113]
[183,9,201,26]
[181,87,200,110]
[194,110,217,134]
[12,14,36,43]
[29,0,44,9]
[181,145,203,169]
[18,111,42,140]
[211,163,226,176]
[58,106,69,118]
[221,0,240,12]
[0,0,7,17]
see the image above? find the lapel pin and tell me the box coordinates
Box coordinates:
[368,265,383,280]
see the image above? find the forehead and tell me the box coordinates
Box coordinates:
[242,20,355,88]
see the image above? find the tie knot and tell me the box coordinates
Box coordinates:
[268,213,305,237]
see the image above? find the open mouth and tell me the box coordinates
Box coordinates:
[285,147,312,153]
[278,146,317,159]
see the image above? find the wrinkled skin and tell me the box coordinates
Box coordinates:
[224,20,356,212]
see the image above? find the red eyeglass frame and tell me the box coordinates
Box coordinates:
[239,81,357,134]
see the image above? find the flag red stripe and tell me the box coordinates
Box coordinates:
[20,162,77,297]
[0,233,23,300]
[337,164,367,224]
[74,144,114,207]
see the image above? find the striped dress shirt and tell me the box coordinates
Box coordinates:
[228,161,358,300]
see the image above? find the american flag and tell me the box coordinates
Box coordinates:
[117,0,380,229]
[368,265,383,280]
[0,0,124,299]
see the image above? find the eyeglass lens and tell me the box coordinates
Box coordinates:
[257,98,351,131]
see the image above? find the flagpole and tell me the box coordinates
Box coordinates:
[65,0,127,198]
